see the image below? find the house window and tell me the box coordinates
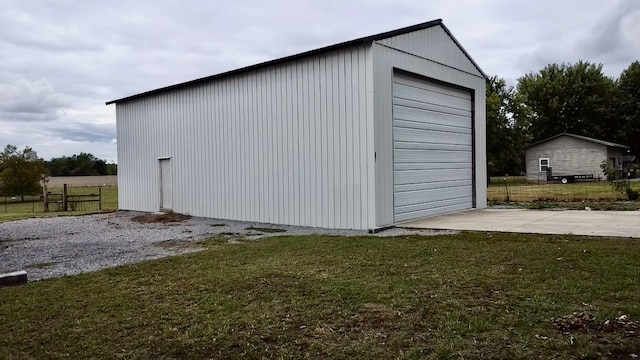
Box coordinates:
[539,158,549,173]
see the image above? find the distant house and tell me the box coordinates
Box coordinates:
[524,133,629,183]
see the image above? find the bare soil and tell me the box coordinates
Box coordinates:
[132,211,191,223]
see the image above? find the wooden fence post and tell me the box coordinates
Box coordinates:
[99,186,102,210]
[63,184,68,212]
[42,184,49,213]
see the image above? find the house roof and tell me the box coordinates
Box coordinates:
[524,133,629,150]
[106,19,486,105]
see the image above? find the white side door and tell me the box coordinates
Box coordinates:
[159,158,172,210]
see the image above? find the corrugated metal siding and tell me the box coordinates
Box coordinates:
[525,136,608,183]
[376,26,483,77]
[371,36,486,227]
[116,46,375,230]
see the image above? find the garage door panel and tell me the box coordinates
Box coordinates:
[395,142,471,152]
[396,196,472,215]
[393,118,471,135]
[394,99,471,123]
[395,168,473,185]
[393,73,473,101]
[396,197,472,214]
[393,83,471,111]
[395,149,472,163]
[394,127,472,145]
[395,179,472,193]
[394,162,470,171]
[393,73,473,223]
[395,202,472,223]
[395,186,472,207]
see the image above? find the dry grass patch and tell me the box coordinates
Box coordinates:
[488,181,640,202]
[131,211,191,224]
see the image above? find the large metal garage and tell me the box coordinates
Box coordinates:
[107,19,487,231]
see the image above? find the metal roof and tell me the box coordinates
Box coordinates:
[524,133,629,150]
[106,19,486,105]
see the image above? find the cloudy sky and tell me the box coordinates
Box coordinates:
[1,0,638,163]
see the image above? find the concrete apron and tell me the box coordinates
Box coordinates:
[398,209,640,238]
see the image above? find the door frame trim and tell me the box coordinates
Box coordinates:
[158,157,172,211]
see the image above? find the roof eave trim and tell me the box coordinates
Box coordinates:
[523,132,629,150]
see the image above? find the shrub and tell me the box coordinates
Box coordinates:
[600,161,639,200]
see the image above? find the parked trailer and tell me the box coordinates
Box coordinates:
[547,174,594,184]
[545,167,596,184]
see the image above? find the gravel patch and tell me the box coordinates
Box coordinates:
[0,211,454,282]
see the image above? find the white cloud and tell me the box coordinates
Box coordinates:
[0,78,69,120]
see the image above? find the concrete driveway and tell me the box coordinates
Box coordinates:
[399,209,640,238]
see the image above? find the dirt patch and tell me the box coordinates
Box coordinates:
[351,303,399,331]
[132,211,191,224]
[246,226,286,233]
[25,262,57,270]
[553,312,639,338]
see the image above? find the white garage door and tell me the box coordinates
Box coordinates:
[393,72,474,223]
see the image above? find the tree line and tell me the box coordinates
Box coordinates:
[46,153,117,176]
[0,145,116,198]
[487,60,640,176]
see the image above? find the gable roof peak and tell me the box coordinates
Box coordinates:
[525,133,629,150]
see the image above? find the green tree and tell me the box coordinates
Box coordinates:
[517,61,616,143]
[0,145,47,200]
[46,153,117,176]
[486,76,532,177]
[616,61,640,156]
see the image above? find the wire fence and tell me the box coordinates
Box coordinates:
[1,185,103,214]
[488,176,640,202]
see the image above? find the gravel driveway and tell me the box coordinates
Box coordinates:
[1,211,452,282]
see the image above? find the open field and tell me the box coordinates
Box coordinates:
[2,232,640,359]
[488,180,640,202]
[488,176,527,186]
[46,175,117,187]
[0,186,117,222]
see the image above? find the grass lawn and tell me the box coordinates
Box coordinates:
[488,181,640,202]
[0,186,117,222]
[2,232,640,359]
[489,176,527,186]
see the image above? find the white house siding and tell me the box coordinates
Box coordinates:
[525,136,607,183]
[117,46,376,230]
[371,28,487,227]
